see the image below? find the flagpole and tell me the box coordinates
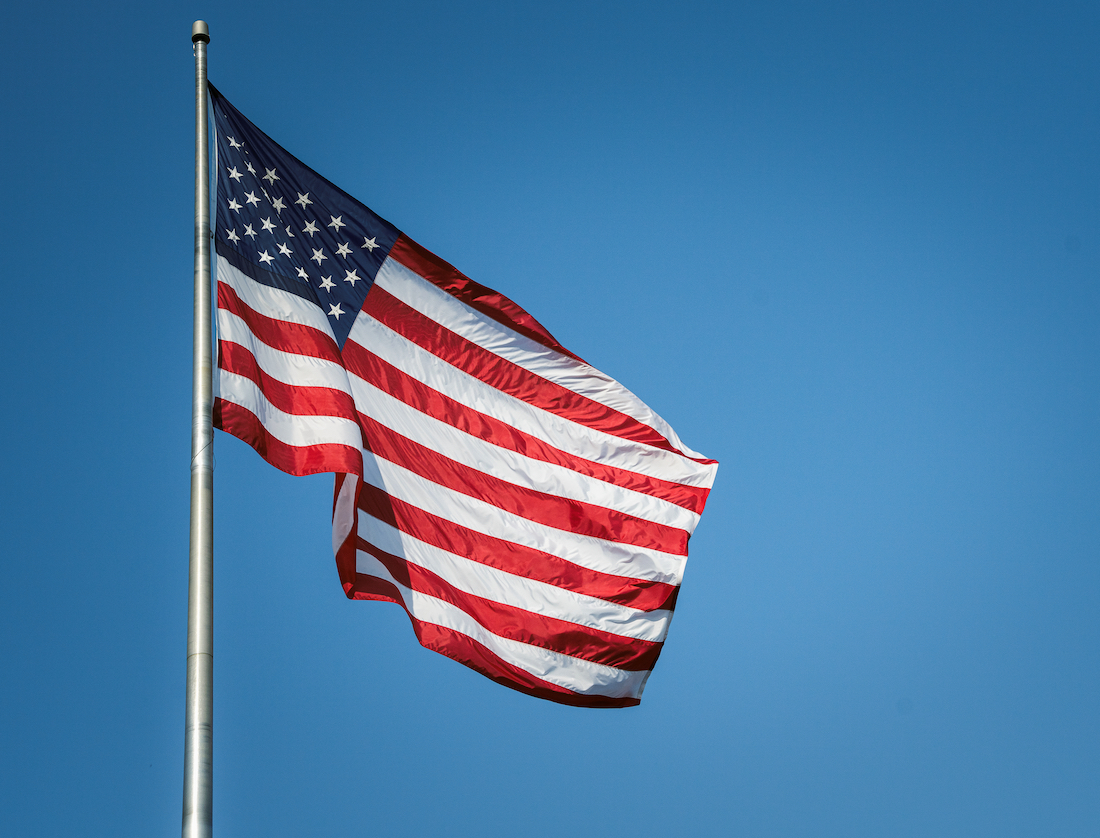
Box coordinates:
[183,19,214,838]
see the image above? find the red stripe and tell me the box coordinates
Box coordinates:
[341,339,710,514]
[347,575,642,708]
[357,412,689,555]
[218,281,341,363]
[357,481,678,612]
[356,535,661,670]
[214,399,363,477]
[361,284,692,459]
[219,341,358,420]
[388,234,584,364]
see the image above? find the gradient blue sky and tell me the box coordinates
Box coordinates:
[2,2,1098,836]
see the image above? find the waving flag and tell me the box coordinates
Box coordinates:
[210,84,718,707]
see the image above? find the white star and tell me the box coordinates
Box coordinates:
[344,269,361,286]
[257,250,274,265]
[361,236,378,251]
[261,217,277,233]
[227,198,242,213]
[328,303,345,319]
[284,225,295,238]
[272,197,287,214]
[319,275,336,291]
[277,242,293,257]
[302,220,319,237]
[297,267,309,280]
[328,215,346,232]
[311,248,327,265]
[263,168,279,184]
[226,228,240,244]
[227,166,243,182]
[246,162,256,175]
[243,223,257,239]
[244,191,260,206]
[227,136,242,150]
[295,192,313,209]
[336,242,352,257]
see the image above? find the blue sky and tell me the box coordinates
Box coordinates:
[2,2,1098,835]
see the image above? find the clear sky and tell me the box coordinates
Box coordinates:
[2,2,1098,836]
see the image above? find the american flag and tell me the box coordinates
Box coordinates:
[210,84,718,707]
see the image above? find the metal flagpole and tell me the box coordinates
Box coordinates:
[183,19,214,838]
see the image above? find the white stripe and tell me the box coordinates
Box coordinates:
[358,552,648,699]
[218,371,363,451]
[218,309,354,393]
[347,373,699,533]
[217,257,335,335]
[360,451,686,585]
[332,474,358,556]
[357,512,672,642]
[375,256,710,461]
[345,312,714,489]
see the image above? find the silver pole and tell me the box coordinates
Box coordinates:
[183,19,214,838]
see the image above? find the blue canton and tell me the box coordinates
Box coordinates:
[210,84,400,348]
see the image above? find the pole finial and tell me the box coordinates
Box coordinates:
[192,20,210,43]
